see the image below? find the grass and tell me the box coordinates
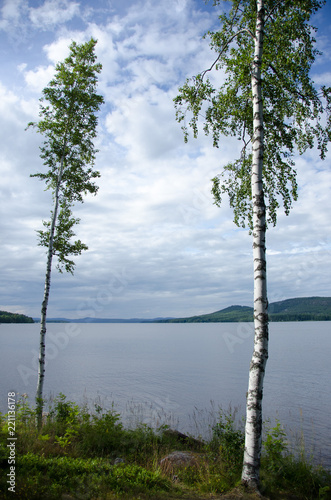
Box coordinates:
[0,393,330,499]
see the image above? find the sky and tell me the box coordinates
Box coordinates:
[0,0,331,320]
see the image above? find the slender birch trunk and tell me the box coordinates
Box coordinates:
[241,0,268,488]
[36,149,66,427]
[175,0,329,490]
[31,40,103,427]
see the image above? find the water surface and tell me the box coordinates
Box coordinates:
[0,322,330,467]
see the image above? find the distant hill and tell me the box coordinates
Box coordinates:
[28,297,331,323]
[157,297,331,323]
[32,317,176,324]
[158,305,254,323]
[0,310,34,323]
[268,297,331,321]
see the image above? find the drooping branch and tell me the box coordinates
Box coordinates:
[185,28,256,127]
[268,63,312,103]
[264,0,284,24]
[200,28,255,80]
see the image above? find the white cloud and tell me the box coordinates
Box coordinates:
[17,62,27,72]
[0,0,28,32]
[0,82,19,117]
[0,0,331,319]
[312,71,331,86]
[105,90,179,161]
[43,34,84,62]
[24,64,55,93]
[2,0,23,21]
[1,0,80,37]
[29,0,80,29]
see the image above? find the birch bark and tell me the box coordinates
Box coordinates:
[30,39,103,428]
[241,0,268,488]
[174,0,330,491]
[36,148,66,426]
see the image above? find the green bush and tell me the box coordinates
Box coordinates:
[263,420,287,473]
[78,406,125,457]
[1,394,330,499]
[261,422,331,499]
[209,409,244,475]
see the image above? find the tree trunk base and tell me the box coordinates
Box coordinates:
[220,484,265,499]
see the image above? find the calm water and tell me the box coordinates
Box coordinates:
[0,322,330,467]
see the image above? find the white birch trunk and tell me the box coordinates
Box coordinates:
[36,150,66,425]
[241,0,268,488]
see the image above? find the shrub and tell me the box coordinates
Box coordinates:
[209,409,244,475]
[261,422,331,499]
[263,420,288,474]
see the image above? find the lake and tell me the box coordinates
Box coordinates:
[0,322,330,468]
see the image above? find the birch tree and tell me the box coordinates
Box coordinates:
[174,0,330,490]
[28,38,104,426]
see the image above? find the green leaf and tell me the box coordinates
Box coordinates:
[29,38,104,274]
[174,0,330,228]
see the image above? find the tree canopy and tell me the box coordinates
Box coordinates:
[30,38,104,273]
[174,0,331,229]
[174,0,331,489]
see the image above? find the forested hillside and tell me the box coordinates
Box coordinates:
[0,310,34,323]
[159,297,331,323]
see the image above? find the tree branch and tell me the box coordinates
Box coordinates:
[264,0,284,24]
[268,63,311,102]
[201,28,255,80]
